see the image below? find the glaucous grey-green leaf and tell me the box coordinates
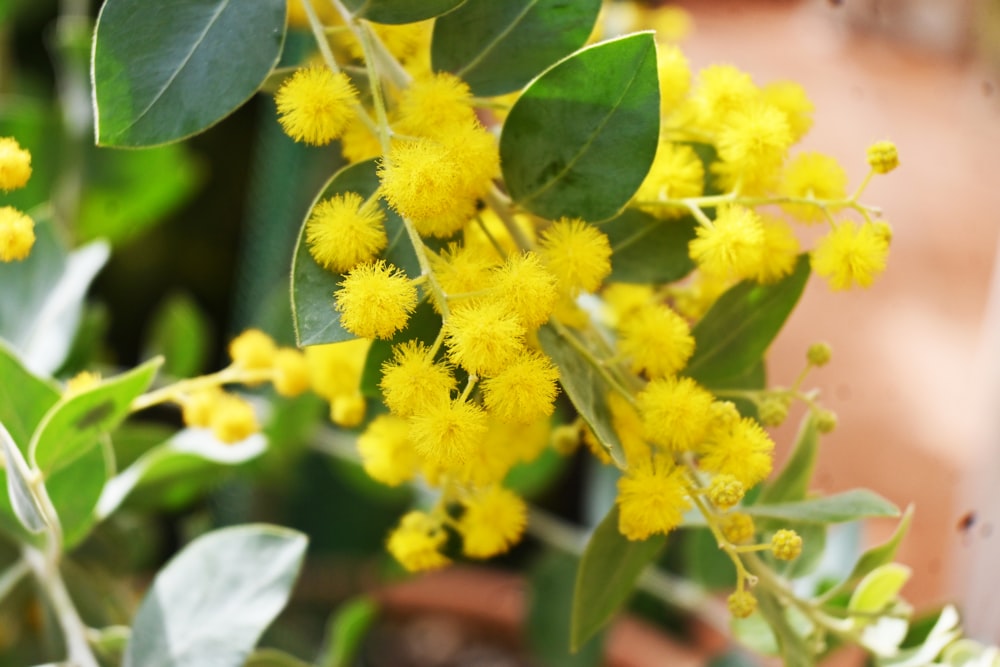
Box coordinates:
[123,524,307,667]
[744,490,899,524]
[500,33,659,222]
[571,505,665,651]
[92,0,286,146]
[432,0,601,97]
[291,160,419,347]
[30,357,161,476]
[0,421,45,534]
[598,208,697,284]
[340,0,465,24]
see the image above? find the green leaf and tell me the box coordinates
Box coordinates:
[686,255,810,388]
[754,588,813,667]
[317,597,378,667]
[571,504,665,652]
[78,142,202,245]
[47,439,111,549]
[823,505,913,602]
[744,489,899,525]
[537,324,625,467]
[0,100,61,214]
[431,0,602,97]
[758,413,819,505]
[0,421,46,534]
[500,33,659,222]
[247,649,314,667]
[598,209,697,284]
[504,447,568,500]
[0,220,110,376]
[143,293,213,378]
[779,522,827,580]
[96,429,266,520]
[123,524,307,667]
[359,298,442,398]
[92,0,286,146]
[0,340,61,451]
[684,527,736,591]
[342,0,466,24]
[529,552,603,667]
[291,160,419,347]
[30,357,161,476]
[849,563,911,616]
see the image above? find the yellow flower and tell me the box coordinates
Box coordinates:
[867,140,899,174]
[707,474,745,511]
[637,376,714,452]
[430,242,497,303]
[721,512,755,544]
[459,487,528,558]
[689,205,765,279]
[601,283,654,328]
[762,81,814,143]
[335,260,417,339]
[306,193,387,273]
[811,221,889,291]
[393,72,477,140]
[0,207,35,262]
[275,67,358,146]
[617,456,691,540]
[771,529,803,561]
[330,392,366,427]
[357,414,419,486]
[691,64,758,130]
[411,398,489,470]
[749,217,800,285]
[618,304,695,379]
[272,348,311,397]
[634,141,703,216]
[716,101,792,184]
[181,387,224,428]
[656,45,691,114]
[65,371,101,397]
[699,416,774,487]
[387,511,450,572]
[229,329,277,371]
[443,300,525,376]
[490,252,558,329]
[209,394,259,444]
[607,391,651,465]
[780,152,847,223]
[539,218,612,295]
[339,114,382,163]
[305,338,370,400]
[379,340,456,417]
[0,137,32,191]
[481,350,560,423]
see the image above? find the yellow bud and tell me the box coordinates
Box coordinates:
[867,140,899,174]
[707,474,745,511]
[807,342,832,367]
[272,348,310,397]
[331,393,366,427]
[229,329,277,371]
[758,395,790,427]
[727,590,757,619]
[771,529,803,560]
[551,423,581,455]
[816,409,837,434]
[721,512,755,545]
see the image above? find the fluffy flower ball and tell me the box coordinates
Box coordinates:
[276,67,358,146]
[306,192,387,273]
[0,207,35,262]
[334,260,417,339]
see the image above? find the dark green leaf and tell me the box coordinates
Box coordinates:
[92,0,286,146]
[317,597,378,667]
[500,33,659,222]
[504,447,567,500]
[758,413,819,505]
[0,340,61,451]
[47,439,111,549]
[342,0,466,24]
[821,505,913,602]
[359,298,442,398]
[30,357,161,476]
[291,160,419,347]
[571,504,665,651]
[143,293,213,378]
[0,220,109,376]
[0,422,45,534]
[744,490,899,525]
[123,524,307,667]
[537,324,625,467]
[686,255,810,387]
[529,552,603,667]
[710,359,764,420]
[598,209,696,284]
[432,0,601,97]
[684,527,736,591]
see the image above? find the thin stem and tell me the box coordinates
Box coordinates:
[0,559,29,603]
[688,492,755,587]
[23,547,99,667]
[485,187,534,252]
[129,366,273,413]
[326,0,411,88]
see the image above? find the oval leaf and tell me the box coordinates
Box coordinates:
[432,0,602,97]
[47,440,111,549]
[571,504,665,651]
[744,489,899,525]
[500,33,659,222]
[30,357,162,476]
[341,0,466,24]
[124,524,307,667]
[537,324,625,467]
[849,563,911,616]
[291,160,420,347]
[597,209,697,284]
[0,421,46,534]
[686,254,810,388]
[822,505,913,602]
[93,0,286,146]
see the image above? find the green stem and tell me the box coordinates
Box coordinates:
[0,559,29,603]
[326,0,412,88]
[129,366,273,413]
[484,187,534,252]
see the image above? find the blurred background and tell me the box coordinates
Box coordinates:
[3,0,1000,661]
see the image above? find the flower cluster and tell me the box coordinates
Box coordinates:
[0,137,36,263]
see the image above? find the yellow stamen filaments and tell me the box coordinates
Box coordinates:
[481,351,560,424]
[356,414,419,486]
[617,455,691,541]
[442,301,525,377]
[637,376,714,453]
[334,260,417,340]
[410,398,488,469]
[0,137,32,191]
[539,218,613,295]
[699,416,775,488]
[0,207,35,263]
[618,304,695,379]
[306,193,387,274]
[387,511,450,572]
[275,67,358,146]
[458,487,527,558]
[379,341,457,418]
[812,221,890,291]
[689,205,765,279]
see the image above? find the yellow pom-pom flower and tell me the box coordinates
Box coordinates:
[716,101,792,184]
[379,340,456,417]
[272,348,311,397]
[657,45,691,114]
[867,140,899,174]
[637,376,714,452]
[443,300,525,376]
[393,72,477,140]
[459,487,528,558]
[707,474,746,511]
[771,529,803,561]
[490,252,558,329]
[330,392,366,427]
[275,67,358,146]
[811,221,889,291]
[635,141,704,216]
[210,394,259,444]
[335,260,417,339]
[305,338,370,400]
[700,416,775,487]
[780,152,848,223]
[691,64,758,129]
[387,511,450,573]
[0,207,35,262]
[481,350,560,424]
[762,81,814,143]
[689,205,766,279]
[357,414,419,486]
[430,242,497,302]
[0,137,32,191]
[618,304,695,379]
[306,193,387,273]
[750,217,800,285]
[229,329,277,371]
[617,456,691,540]
[410,398,489,469]
[539,218,612,295]
[181,387,224,428]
